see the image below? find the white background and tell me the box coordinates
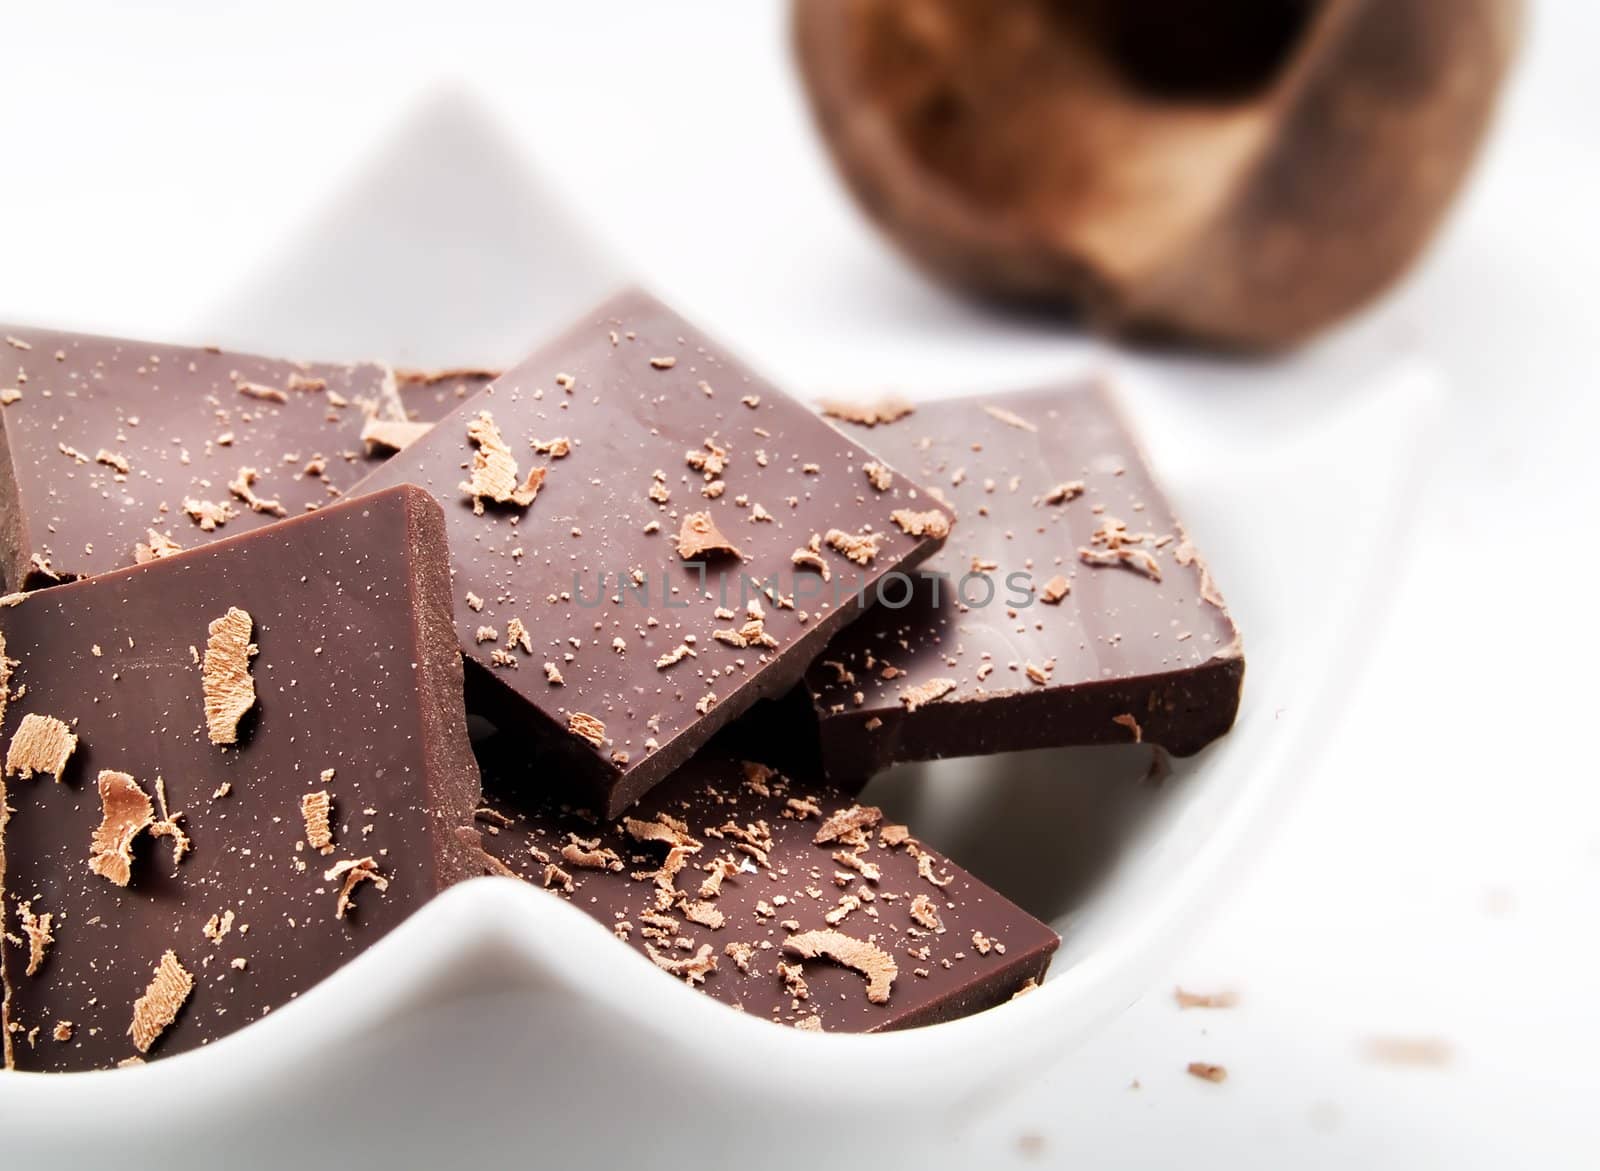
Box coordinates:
[2,2,1598,1166]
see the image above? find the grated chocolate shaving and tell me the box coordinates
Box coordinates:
[1113,713,1143,742]
[863,462,893,491]
[1042,480,1086,505]
[814,803,882,845]
[360,417,433,454]
[794,1015,824,1032]
[900,677,957,712]
[505,617,534,655]
[203,909,235,944]
[675,512,742,561]
[134,529,183,564]
[18,902,53,977]
[324,857,389,920]
[88,770,155,887]
[530,436,571,458]
[459,411,547,514]
[645,942,717,986]
[778,960,810,1001]
[560,835,624,872]
[908,894,943,931]
[202,607,258,746]
[818,396,914,427]
[149,776,191,869]
[5,713,79,782]
[228,467,288,517]
[301,790,335,854]
[129,950,194,1053]
[982,404,1038,432]
[783,929,897,1005]
[1186,1062,1228,1084]
[567,712,607,748]
[889,509,951,540]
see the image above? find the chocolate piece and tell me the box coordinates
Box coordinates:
[0,326,404,592]
[0,486,481,1071]
[807,384,1243,779]
[472,736,1056,1032]
[349,289,951,816]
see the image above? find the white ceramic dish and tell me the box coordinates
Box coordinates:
[2,93,1445,1167]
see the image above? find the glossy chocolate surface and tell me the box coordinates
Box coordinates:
[806,384,1243,779]
[473,735,1057,1032]
[0,487,481,1071]
[351,289,951,816]
[0,327,401,592]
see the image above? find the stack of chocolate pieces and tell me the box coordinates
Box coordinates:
[0,291,1242,1071]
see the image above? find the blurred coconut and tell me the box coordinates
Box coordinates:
[794,0,1523,351]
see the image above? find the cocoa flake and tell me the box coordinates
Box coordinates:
[813,803,882,845]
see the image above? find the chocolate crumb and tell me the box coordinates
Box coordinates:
[202,607,258,746]
[863,462,893,491]
[649,356,678,370]
[1186,1062,1228,1084]
[814,804,882,845]
[1042,481,1085,505]
[1113,713,1143,742]
[899,678,957,712]
[1039,575,1071,604]
[824,529,879,566]
[182,498,235,532]
[227,467,288,518]
[889,509,950,540]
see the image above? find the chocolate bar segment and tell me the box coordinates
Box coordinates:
[473,736,1057,1032]
[349,289,951,816]
[807,384,1243,779]
[0,327,403,592]
[0,486,481,1071]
